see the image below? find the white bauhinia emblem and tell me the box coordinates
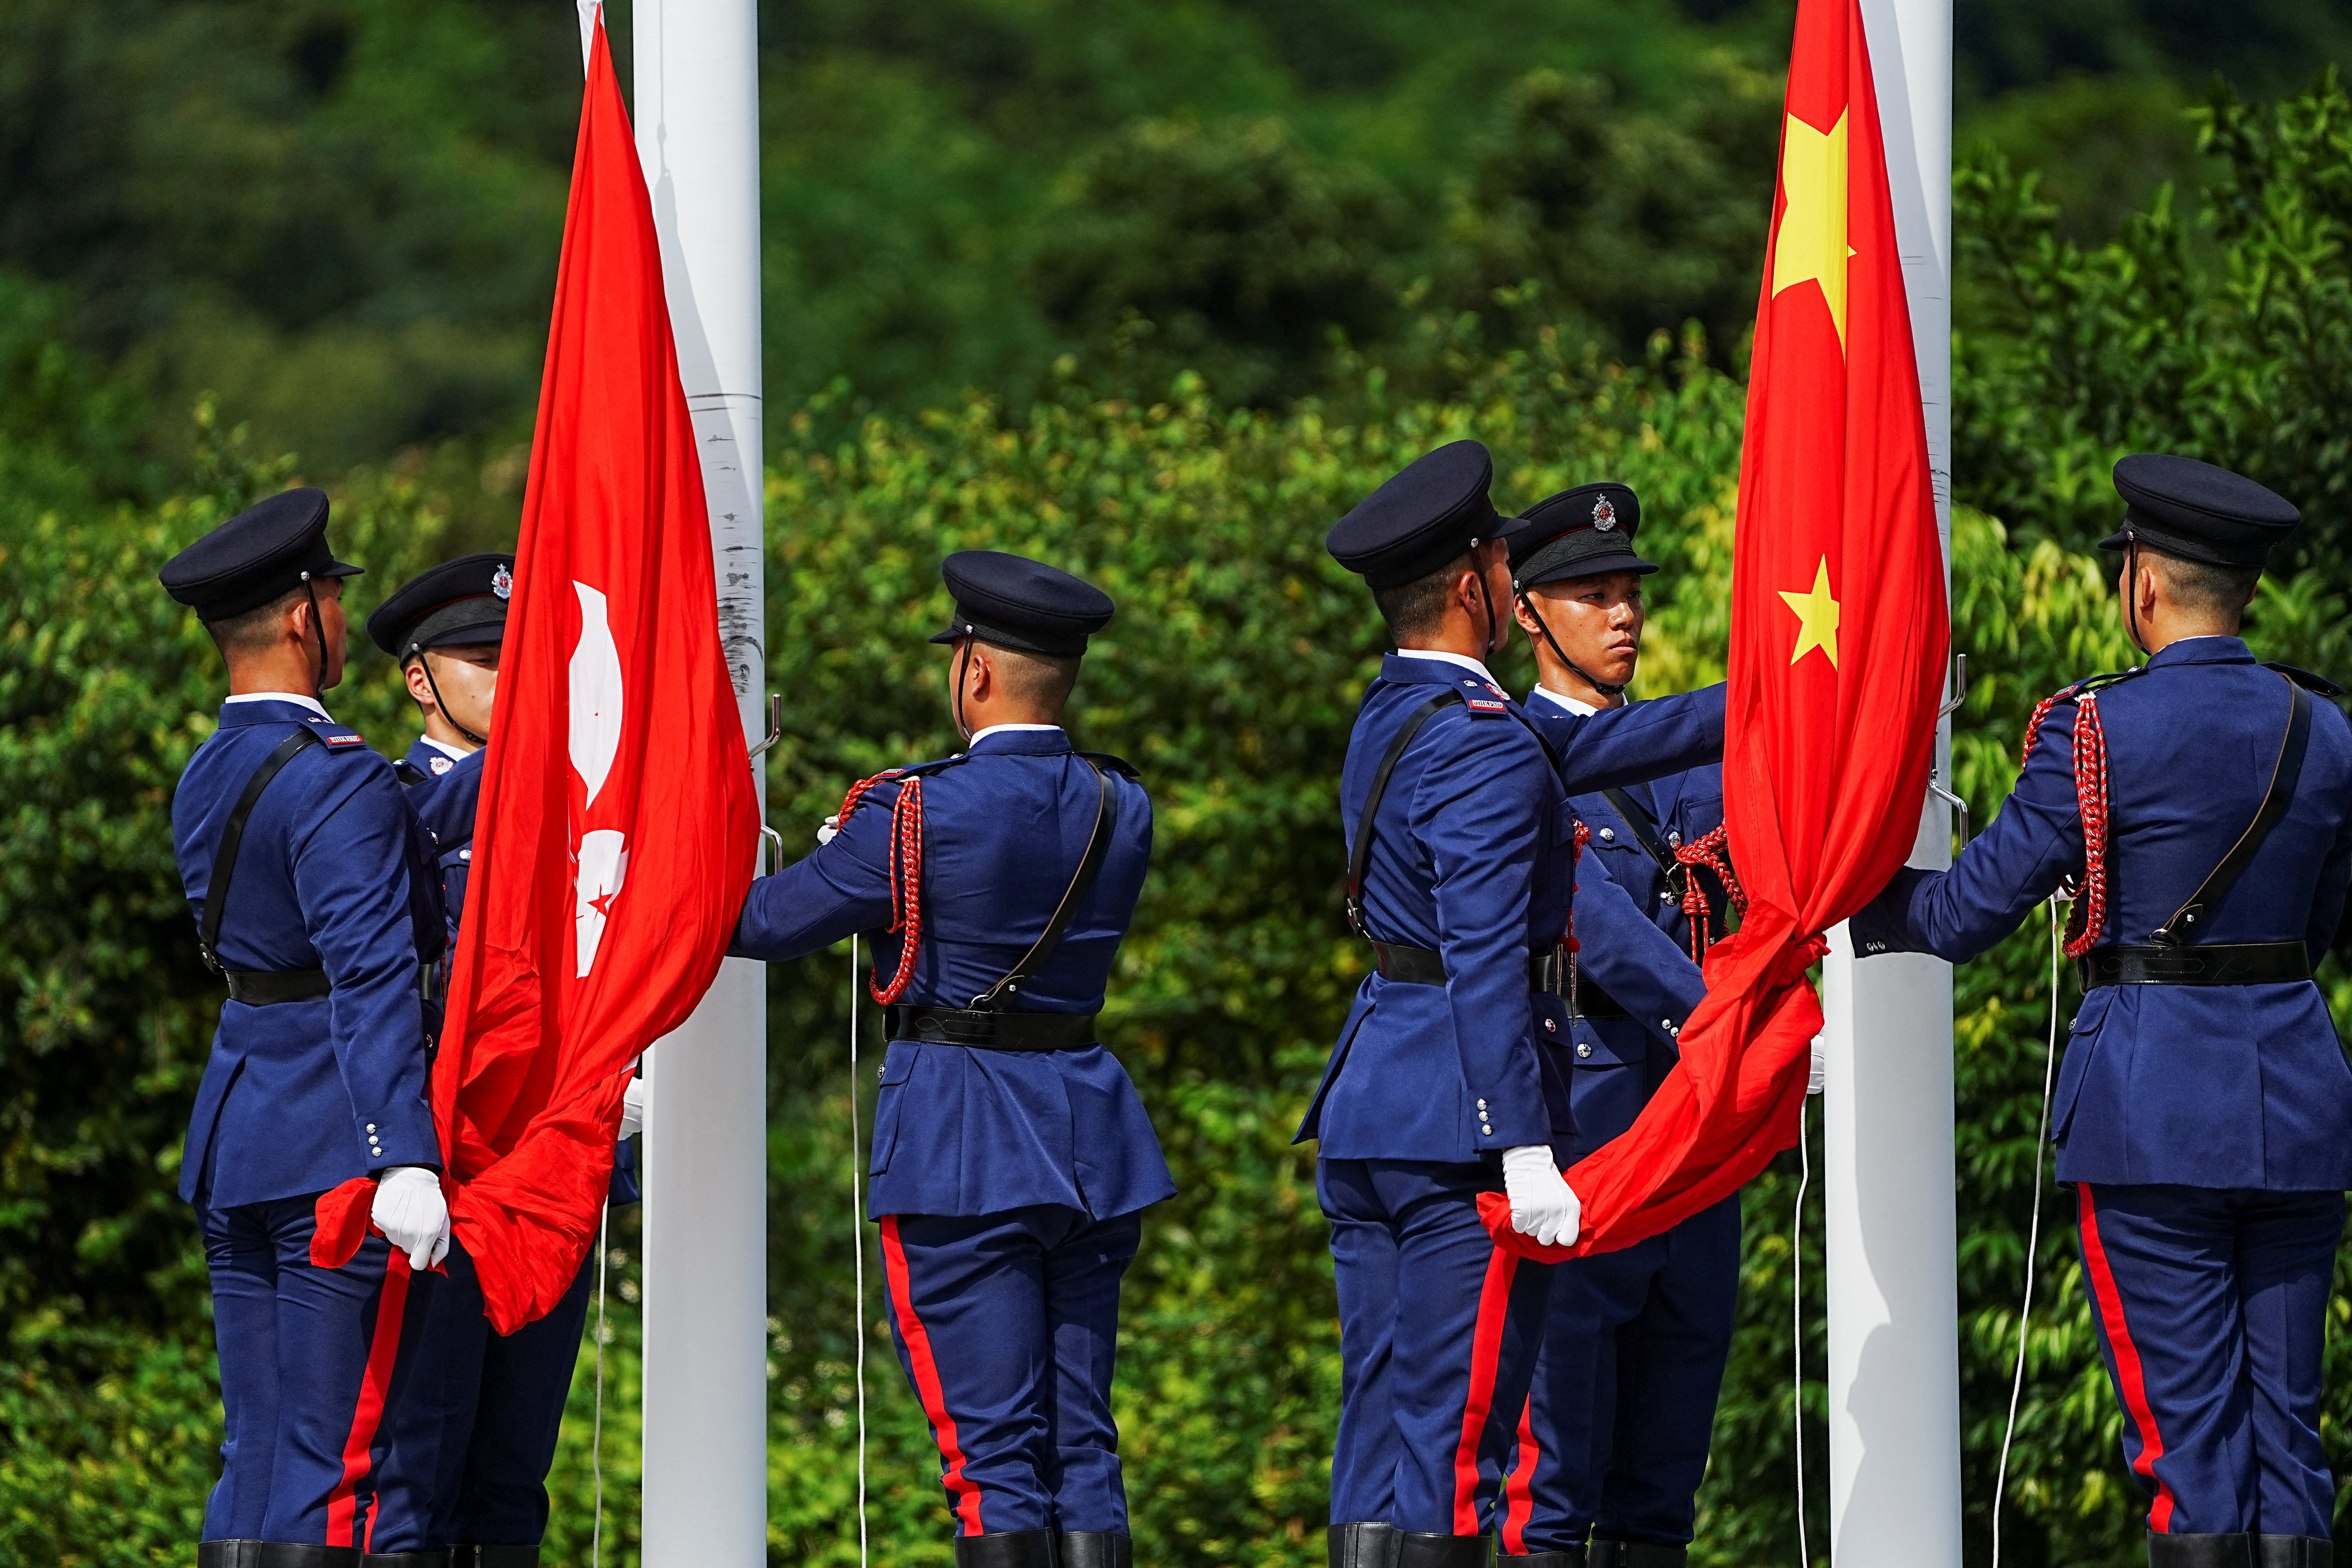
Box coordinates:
[570,581,627,977]
[1592,496,1618,531]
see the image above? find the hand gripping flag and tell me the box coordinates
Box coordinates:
[1482,0,1949,1258]
[315,14,758,1330]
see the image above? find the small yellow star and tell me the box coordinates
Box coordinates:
[1779,557,1841,668]
[1771,110,1857,352]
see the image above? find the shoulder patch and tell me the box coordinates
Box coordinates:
[1464,696,1509,717]
[2264,662,2346,698]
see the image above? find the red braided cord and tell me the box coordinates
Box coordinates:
[1672,824,1748,962]
[834,768,926,1003]
[1563,818,1592,953]
[2017,684,2112,958]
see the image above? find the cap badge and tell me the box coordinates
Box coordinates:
[1592,497,1618,533]
[492,565,513,600]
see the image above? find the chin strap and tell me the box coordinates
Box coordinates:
[1469,546,1505,661]
[2123,531,2147,655]
[953,637,974,741]
[300,572,329,698]
[1515,586,1628,700]
[407,644,488,748]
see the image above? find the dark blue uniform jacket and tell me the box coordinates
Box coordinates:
[1522,694,1729,1154]
[1853,637,2352,1190]
[402,739,481,928]
[1295,656,1726,1163]
[173,700,446,1209]
[730,726,1172,1222]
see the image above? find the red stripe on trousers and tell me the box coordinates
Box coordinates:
[1500,1395,1539,1553]
[2078,1183,2177,1533]
[1451,1246,1522,1534]
[880,1216,986,1536]
[324,1251,413,1547]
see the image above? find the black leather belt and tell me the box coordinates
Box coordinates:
[1372,942,1588,997]
[2077,941,2311,989]
[883,1004,1101,1051]
[223,968,333,1006]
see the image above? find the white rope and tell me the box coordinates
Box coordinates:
[1992,900,2064,1568]
[1793,1095,1810,1568]
[591,1198,611,1568]
[850,935,871,1568]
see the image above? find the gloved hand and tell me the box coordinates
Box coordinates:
[1501,1144,1582,1248]
[1808,1031,1827,1096]
[816,814,841,845]
[619,1074,647,1139]
[371,1165,450,1271]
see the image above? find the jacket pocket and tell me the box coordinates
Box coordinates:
[868,1042,916,1176]
[2050,988,2113,1142]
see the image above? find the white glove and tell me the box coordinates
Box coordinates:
[372,1165,450,1271]
[816,814,840,845]
[1808,1031,1827,1096]
[1501,1144,1582,1248]
[619,1074,646,1139]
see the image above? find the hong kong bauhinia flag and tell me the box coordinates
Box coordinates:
[1484,0,1949,1258]
[313,12,757,1329]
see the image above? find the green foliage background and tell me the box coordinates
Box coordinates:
[5,8,2352,1567]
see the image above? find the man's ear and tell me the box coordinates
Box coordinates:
[967,644,992,700]
[1510,592,1542,634]
[403,657,436,710]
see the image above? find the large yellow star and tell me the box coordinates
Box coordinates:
[1770,110,1854,352]
[1779,557,1841,668]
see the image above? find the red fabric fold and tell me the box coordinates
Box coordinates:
[1484,0,1949,1260]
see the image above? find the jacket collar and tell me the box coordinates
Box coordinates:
[967,725,1074,757]
[2147,634,2256,671]
[218,697,336,728]
[1382,651,1511,701]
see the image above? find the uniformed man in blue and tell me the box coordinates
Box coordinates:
[365,555,633,1568]
[1852,456,2352,1568]
[1491,484,1747,1568]
[731,551,1168,1568]
[161,487,454,1568]
[1305,442,1729,1568]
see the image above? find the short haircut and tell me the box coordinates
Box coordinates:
[984,641,1081,715]
[2147,547,2261,623]
[203,583,312,658]
[1373,553,1471,645]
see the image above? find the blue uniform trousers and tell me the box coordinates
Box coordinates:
[201,1196,439,1550]
[1496,1195,1738,1554]
[878,1205,1143,1536]
[2074,1183,2343,1539]
[386,1241,596,1547]
[1319,1158,1556,1536]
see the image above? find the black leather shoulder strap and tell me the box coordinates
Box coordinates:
[1345,690,1464,937]
[1599,785,1680,882]
[2155,674,2313,944]
[199,728,320,974]
[1076,750,1140,778]
[2265,662,2346,699]
[971,758,1115,1009]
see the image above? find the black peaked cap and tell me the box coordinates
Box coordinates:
[1504,482,1656,589]
[366,553,516,658]
[928,550,1114,657]
[158,487,362,620]
[2099,454,2299,569]
[1327,440,1501,589]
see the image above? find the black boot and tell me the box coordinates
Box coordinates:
[253,1549,360,1568]
[2149,1535,2257,1568]
[1589,1544,1686,1568]
[1332,1522,1403,1568]
[956,1529,1063,1568]
[1496,1551,1586,1566]
[2254,1539,2333,1568]
[450,1550,541,1568]
[198,1545,265,1568]
[1060,1533,1134,1568]
[361,1555,453,1568]
[1395,1533,1490,1567]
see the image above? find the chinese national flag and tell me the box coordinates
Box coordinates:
[312,14,758,1330]
[1483,0,1949,1257]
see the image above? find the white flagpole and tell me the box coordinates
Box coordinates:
[629,1,770,1563]
[1821,2,1961,1564]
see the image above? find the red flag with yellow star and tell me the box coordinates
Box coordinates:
[1484,0,1949,1257]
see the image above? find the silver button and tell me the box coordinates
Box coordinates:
[366,1124,376,1133]
[1576,1043,1592,1059]
[1483,1128,1496,1137]
[1598,827,1616,842]
[1476,1099,1488,1109]
[460,848,472,861]
[1662,1019,1675,1031]
[1661,890,1674,901]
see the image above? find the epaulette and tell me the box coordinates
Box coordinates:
[1077,751,1141,778]
[2265,662,2346,698]
[2066,668,2144,700]
[301,715,370,751]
